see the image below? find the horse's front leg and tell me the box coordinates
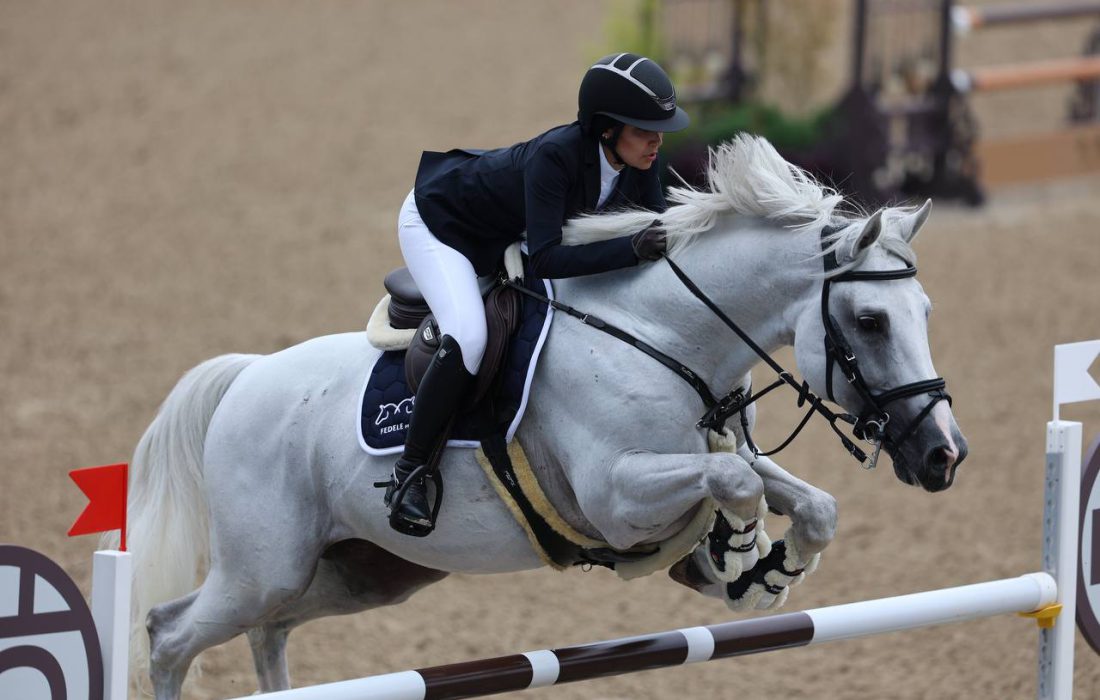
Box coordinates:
[716,448,836,610]
[670,393,837,611]
[732,394,837,602]
[576,450,765,557]
[670,448,835,611]
[746,451,837,569]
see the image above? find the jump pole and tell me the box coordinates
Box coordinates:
[952,1,1100,33]
[226,574,1059,700]
[952,56,1100,92]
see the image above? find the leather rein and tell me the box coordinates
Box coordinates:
[501,228,950,469]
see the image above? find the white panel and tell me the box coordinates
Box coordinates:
[0,631,92,700]
[0,666,52,700]
[1053,340,1100,418]
[33,576,70,614]
[0,566,20,617]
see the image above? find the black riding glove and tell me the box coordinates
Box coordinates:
[631,219,667,261]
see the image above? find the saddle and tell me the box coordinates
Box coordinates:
[369,267,520,408]
[363,252,536,538]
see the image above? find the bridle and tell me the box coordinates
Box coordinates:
[816,227,952,467]
[501,226,951,469]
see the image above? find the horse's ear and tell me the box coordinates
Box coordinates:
[845,208,885,261]
[898,199,933,243]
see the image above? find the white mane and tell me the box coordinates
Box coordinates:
[562,134,850,247]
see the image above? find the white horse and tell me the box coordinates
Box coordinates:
[115,135,966,699]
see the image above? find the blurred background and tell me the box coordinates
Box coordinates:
[2,1,1098,698]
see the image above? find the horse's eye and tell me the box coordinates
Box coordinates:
[857,315,881,332]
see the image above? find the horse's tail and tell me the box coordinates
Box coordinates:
[102,353,260,669]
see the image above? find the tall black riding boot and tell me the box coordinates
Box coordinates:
[385,335,474,535]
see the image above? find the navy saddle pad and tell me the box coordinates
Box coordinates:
[358,273,553,455]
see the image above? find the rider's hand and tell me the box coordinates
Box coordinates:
[631,219,667,261]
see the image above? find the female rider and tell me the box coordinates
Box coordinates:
[385,53,690,536]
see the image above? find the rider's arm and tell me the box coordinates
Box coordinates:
[525,143,639,280]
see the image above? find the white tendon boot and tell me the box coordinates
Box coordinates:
[724,528,821,612]
[701,496,771,583]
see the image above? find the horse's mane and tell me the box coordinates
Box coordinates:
[561,134,916,273]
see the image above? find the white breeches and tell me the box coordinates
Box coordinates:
[397,190,487,374]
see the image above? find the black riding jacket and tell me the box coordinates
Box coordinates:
[413,122,667,279]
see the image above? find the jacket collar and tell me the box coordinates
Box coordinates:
[582,137,602,211]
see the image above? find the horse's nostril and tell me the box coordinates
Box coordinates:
[927,445,958,474]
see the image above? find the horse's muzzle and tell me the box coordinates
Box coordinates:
[890,416,968,492]
[922,436,968,492]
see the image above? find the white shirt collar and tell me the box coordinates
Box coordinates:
[596,144,622,209]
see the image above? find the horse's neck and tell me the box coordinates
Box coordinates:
[558,219,819,393]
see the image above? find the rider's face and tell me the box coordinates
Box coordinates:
[603,125,663,170]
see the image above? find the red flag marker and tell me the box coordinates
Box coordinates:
[69,463,128,551]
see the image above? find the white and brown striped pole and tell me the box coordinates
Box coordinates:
[952,2,1100,33]
[951,56,1100,93]
[233,573,1056,700]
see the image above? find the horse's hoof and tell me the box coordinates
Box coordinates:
[722,536,821,612]
[723,565,758,610]
[668,552,712,592]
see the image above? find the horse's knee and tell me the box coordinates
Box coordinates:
[703,454,763,509]
[791,489,837,552]
[147,613,190,685]
[145,591,198,663]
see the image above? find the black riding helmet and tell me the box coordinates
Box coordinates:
[578,53,690,134]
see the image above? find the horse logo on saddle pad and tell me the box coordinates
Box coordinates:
[374,397,413,435]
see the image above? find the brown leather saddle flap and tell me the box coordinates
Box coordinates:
[405,283,522,407]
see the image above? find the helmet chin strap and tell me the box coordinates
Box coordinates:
[600,124,626,168]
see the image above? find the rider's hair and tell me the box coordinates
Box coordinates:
[589,114,626,166]
[590,114,623,141]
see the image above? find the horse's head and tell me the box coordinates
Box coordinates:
[793,201,968,492]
